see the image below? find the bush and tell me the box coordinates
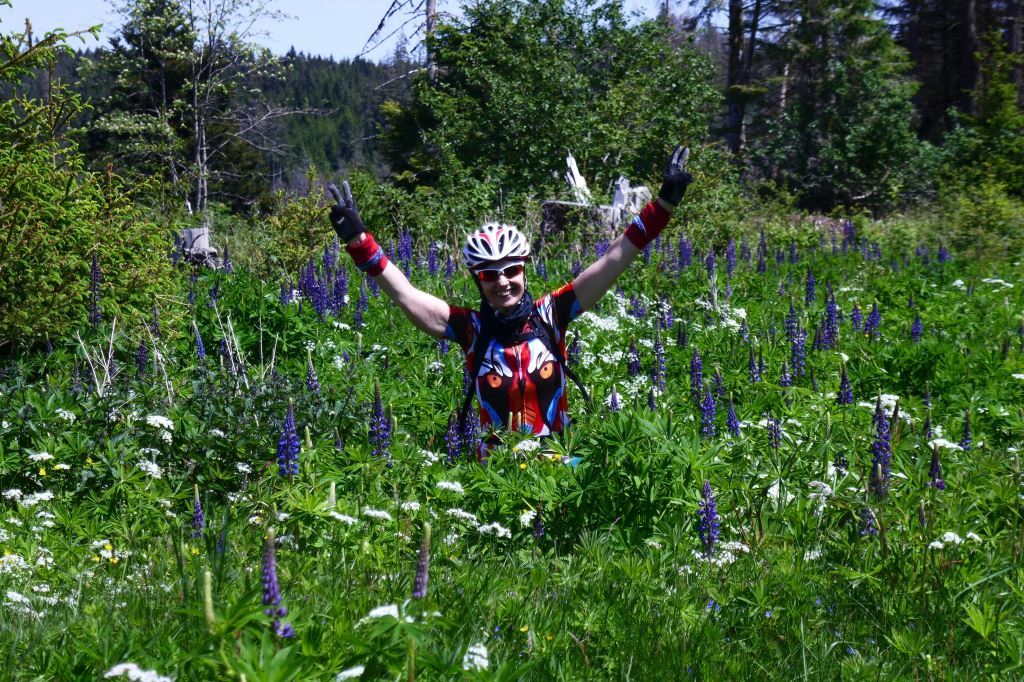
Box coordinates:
[0,24,175,352]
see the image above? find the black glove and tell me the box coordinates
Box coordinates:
[657,145,692,207]
[327,181,366,243]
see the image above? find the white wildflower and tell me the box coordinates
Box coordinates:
[428,361,444,372]
[514,439,541,453]
[940,532,963,545]
[477,522,511,538]
[56,408,76,421]
[1012,374,1024,380]
[519,509,536,527]
[0,554,29,573]
[804,548,823,561]
[209,428,226,438]
[839,352,849,363]
[401,501,421,512]
[29,452,54,462]
[277,512,290,522]
[929,540,944,550]
[336,665,365,681]
[21,491,54,508]
[139,447,161,457]
[981,277,1013,288]
[420,449,441,465]
[137,460,163,479]
[928,438,963,451]
[53,463,70,471]
[462,642,489,671]
[146,415,174,431]
[158,430,172,444]
[365,604,399,620]
[329,511,358,525]
[235,462,252,474]
[952,279,965,289]
[3,488,22,500]
[363,508,392,522]
[446,508,478,524]
[436,480,465,495]
[966,532,982,543]
[248,515,263,525]
[103,662,174,682]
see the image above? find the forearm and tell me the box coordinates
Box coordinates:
[345,232,448,337]
[574,199,676,311]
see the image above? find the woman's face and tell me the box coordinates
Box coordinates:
[475,260,526,311]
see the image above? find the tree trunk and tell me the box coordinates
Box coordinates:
[725,0,744,154]
[1011,0,1023,106]
[961,0,979,115]
[426,0,437,83]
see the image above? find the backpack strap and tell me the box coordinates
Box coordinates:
[528,311,591,407]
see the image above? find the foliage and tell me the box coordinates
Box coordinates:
[0,12,176,351]
[937,32,1024,199]
[755,0,927,212]
[2,213,1024,678]
[382,0,719,197]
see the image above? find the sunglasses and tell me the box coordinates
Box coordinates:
[475,264,525,282]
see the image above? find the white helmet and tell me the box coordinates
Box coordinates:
[462,222,530,270]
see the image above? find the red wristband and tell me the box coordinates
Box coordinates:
[345,233,389,277]
[624,201,671,249]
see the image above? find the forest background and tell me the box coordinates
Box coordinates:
[0,0,1022,350]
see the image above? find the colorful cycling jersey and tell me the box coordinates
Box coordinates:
[445,282,583,438]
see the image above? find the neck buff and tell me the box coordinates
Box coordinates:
[478,287,535,338]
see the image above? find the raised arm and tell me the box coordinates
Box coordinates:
[328,182,449,338]
[573,146,692,311]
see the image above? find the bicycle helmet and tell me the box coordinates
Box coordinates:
[462,223,530,270]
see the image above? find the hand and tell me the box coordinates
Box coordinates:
[326,181,366,243]
[657,145,692,207]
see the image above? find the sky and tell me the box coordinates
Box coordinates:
[0,0,670,62]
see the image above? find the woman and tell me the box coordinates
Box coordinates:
[328,146,691,456]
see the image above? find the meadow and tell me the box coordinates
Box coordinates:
[2,221,1023,680]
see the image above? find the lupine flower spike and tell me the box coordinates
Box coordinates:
[191,485,205,538]
[697,480,720,558]
[262,528,294,638]
[960,411,972,451]
[277,400,300,477]
[412,522,431,599]
[928,444,946,490]
[369,383,392,459]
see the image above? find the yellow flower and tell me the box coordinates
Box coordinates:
[104,543,113,551]
[92,555,101,562]
[545,634,554,641]
[86,457,94,465]
[110,557,119,564]
[38,467,46,476]
[519,462,527,470]
[519,625,529,633]
[191,547,200,555]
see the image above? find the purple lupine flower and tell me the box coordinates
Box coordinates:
[332,267,349,315]
[959,412,972,451]
[571,260,582,278]
[192,485,205,538]
[834,451,848,474]
[608,386,622,413]
[437,338,450,355]
[535,258,548,281]
[412,522,431,599]
[785,301,799,341]
[789,240,798,263]
[642,241,652,264]
[150,305,161,338]
[89,252,102,328]
[870,412,892,498]
[136,340,148,378]
[368,276,380,297]
[398,229,414,277]
[262,528,294,638]
[928,446,946,490]
[311,277,329,321]
[369,383,391,460]
[767,415,781,449]
[305,355,320,394]
[700,385,716,438]
[208,280,219,308]
[823,291,839,349]
[690,348,703,404]
[533,506,545,538]
[194,325,206,362]
[596,239,610,259]
[922,413,933,440]
[756,249,766,274]
[647,388,657,411]
[678,235,692,270]
[626,339,641,377]
[872,395,885,430]
[748,345,762,383]
[727,400,740,437]
[740,235,750,262]
[629,294,646,319]
[726,238,736,278]
[426,241,439,276]
[277,401,300,476]
[937,245,951,263]
[713,368,725,401]
[445,412,460,464]
[705,249,716,280]
[805,268,816,306]
[779,361,792,387]
[865,303,881,340]
[653,336,666,393]
[677,323,688,348]
[910,314,923,343]
[837,366,853,405]
[279,281,291,306]
[860,507,878,536]
[850,305,863,332]
[444,256,455,281]
[353,280,367,329]
[790,328,806,378]
[659,294,675,330]
[697,480,720,558]
[220,243,232,273]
